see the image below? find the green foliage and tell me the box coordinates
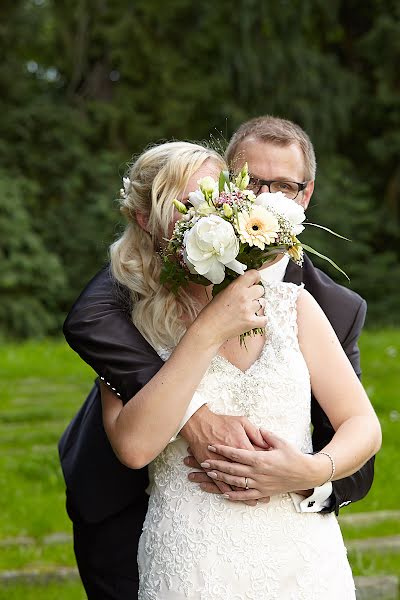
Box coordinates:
[0,171,66,337]
[0,333,398,598]
[160,255,190,294]
[0,0,399,336]
[303,156,400,325]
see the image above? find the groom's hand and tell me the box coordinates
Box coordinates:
[181,406,270,505]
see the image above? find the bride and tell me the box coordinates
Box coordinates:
[100,140,381,599]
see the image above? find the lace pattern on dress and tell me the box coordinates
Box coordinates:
[139,281,356,599]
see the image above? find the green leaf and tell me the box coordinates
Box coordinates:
[305,222,351,241]
[160,256,189,294]
[218,170,230,193]
[301,243,350,281]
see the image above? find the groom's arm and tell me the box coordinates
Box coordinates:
[64,266,258,451]
[64,265,265,499]
[311,297,375,515]
[63,265,164,403]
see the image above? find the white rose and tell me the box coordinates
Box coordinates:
[183,215,247,284]
[255,191,306,235]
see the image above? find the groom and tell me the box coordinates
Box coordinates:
[59,115,375,599]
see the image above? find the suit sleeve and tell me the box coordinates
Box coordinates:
[312,298,376,515]
[63,265,163,404]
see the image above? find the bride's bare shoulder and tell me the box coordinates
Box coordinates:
[296,287,338,353]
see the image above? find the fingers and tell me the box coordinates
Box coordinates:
[259,428,285,449]
[187,470,232,494]
[208,470,255,489]
[242,269,262,286]
[253,297,266,315]
[248,283,265,300]
[223,488,264,501]
[200,458,249,478]
[241,421,269,449]
[208,444,258,466]
[188,471,214,484]
[198,482,223,495]
[210,480,232,493]
[184,455,202,469]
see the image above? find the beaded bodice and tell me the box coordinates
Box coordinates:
[157,280,312,453]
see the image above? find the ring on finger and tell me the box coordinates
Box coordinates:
[244,477,249,490]
[255,298,264,314]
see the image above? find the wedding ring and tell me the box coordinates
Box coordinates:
[244,477,249,490]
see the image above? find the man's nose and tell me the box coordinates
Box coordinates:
[258,184,270,195]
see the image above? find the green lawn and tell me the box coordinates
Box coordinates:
[0,581,85,600]
[346,330,400,513]
[0,341,94,540]
[0,331,399,597]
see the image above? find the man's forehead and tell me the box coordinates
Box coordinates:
[233,138,305,179]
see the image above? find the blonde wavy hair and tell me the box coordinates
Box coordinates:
[110,141,226,350]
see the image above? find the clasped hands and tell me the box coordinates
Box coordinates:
[181,406,314,506]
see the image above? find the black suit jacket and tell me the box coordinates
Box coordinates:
[59,256,374,523]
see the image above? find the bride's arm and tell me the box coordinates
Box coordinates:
[296,289,381,483]
[198,288,381,500]
[101,270,267,470]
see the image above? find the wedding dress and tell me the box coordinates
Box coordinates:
[137,281,356,599]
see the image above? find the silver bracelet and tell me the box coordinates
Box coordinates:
[316,451,336,484]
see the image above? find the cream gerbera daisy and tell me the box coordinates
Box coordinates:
[236,205,279,250]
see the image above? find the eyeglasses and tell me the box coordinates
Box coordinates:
[247,177,309,200]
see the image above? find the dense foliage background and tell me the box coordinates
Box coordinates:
[1,0,399,337]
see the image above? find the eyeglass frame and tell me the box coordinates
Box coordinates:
[247,176,309,199]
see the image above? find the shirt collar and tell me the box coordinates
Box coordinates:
[258,255,290,283]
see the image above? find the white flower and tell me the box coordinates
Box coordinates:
[188,190,206,209]
[183,215,247,284]
[198,176,217,196]
[123,177,130,194]
[242,189,257,202]
[255,192,305,235]
[197,202,217,216]
[189,190,217,216]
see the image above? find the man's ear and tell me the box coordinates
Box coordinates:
[300,180,314,210]
[136,210,151,233]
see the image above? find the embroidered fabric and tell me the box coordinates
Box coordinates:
[138,281,356,599]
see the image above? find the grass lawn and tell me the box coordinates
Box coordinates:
[0,581,85,600]
[346,330,400,514]
[0,330,399,597]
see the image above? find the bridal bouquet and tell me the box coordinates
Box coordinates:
[160,164,346,294]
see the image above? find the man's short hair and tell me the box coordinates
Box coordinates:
[225,115,316,181]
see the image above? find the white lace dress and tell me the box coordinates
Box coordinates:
[137,282,356,599]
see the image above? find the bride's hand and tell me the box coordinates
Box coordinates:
[184,452,271,505]
[193,269,268,345]
[200,429,318,500]
[181,407,270,506]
